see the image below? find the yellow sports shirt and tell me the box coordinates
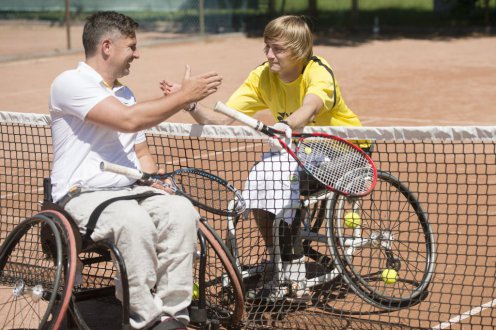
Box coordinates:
[226,56,361,127]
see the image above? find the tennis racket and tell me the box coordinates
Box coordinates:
[214,101,377,197]
[100,161,246,217]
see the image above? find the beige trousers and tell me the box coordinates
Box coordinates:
[65,185,199,329]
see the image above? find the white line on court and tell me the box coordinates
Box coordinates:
[431,298,496,329]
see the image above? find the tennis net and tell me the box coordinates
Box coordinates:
[1,110,495,329]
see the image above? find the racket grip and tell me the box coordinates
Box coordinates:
[214,101,262,130]
[100,161,146,180]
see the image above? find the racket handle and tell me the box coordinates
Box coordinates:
[100,161,147,180]
[214,101,263,131]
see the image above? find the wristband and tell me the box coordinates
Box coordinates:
[184,102,197,112]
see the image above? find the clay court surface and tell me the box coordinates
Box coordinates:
[0,20,496,330]
[0,20,495,126]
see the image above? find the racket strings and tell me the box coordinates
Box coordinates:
[174,172,243,214]
[298,137,374,196]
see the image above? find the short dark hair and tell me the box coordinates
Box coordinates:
[83,11,139,57]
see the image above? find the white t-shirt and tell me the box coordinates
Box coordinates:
[49,61,146,202]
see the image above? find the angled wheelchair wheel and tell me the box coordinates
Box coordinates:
[0,211,77,329]
[328,170,436,310]
[193,219,245,329]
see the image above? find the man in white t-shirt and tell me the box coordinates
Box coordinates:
[49,11,222,330]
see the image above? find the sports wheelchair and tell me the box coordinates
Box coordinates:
[0,178,244,330]
[225,146,436,321]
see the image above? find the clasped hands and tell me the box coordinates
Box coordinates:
[159,65,222,111]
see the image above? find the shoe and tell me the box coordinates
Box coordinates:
[254,278,310,303]
[281,256,310,302]
[244,259,277,300]
[287,279,311,303]
[254,279,287,302]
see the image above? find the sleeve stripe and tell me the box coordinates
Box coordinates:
[309,56,337,109]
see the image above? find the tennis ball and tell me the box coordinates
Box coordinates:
[382,269,398,285]
[344,212,361,229]
[304,146,312,154]
[192,282,200,299]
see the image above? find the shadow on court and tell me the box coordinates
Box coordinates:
[61,296,427,330]
[60,296,122,330]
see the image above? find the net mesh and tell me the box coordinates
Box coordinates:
[1,111,495,329]
[173,169,245,216]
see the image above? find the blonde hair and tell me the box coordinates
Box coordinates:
[263,15,313,64]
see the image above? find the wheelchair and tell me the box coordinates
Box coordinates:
[225,147,436,317]
[0,178,245,330]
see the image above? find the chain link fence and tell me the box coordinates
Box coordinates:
[0,1,493,39]
[0,0,266,35]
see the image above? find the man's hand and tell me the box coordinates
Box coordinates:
[148,167,175,194]
[181,65,222,102]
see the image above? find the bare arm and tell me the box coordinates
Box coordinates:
[135,141,175,192]
[135,141,159,173]
[188,103,236,125]
[281,94,323,129]
[87,66,222,132]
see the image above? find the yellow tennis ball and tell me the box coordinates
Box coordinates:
[344,212,361,229]
[304,146,312,154]
[382,269,398,285]
[192,282,200,299]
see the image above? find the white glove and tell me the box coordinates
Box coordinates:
[269,122,292,153]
